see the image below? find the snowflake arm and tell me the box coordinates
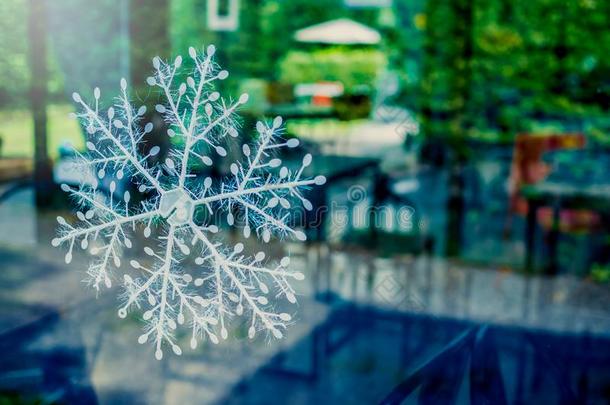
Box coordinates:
[189,223,301,340]
[193,119,326,241]
[71,84,164,194]
[52,189,159,290]
[147,45,248,190]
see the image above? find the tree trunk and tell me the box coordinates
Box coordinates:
[420,0,475,257]
[29,0,53,207]
[129,0,171,160]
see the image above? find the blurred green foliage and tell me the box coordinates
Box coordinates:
[279,48,386,93]
[170,0,378,84]
[591,263,610,284]
[420,0,610,146]
[0,105,83,158]
[0,0,29,108]
[0,0,84,109]
[0,0,608,147]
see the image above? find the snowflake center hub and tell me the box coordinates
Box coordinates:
[158,188,195,225]
[175,206,188,221]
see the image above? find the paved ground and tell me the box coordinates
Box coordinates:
[1,188,610,403]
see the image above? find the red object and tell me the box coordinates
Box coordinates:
[508,133,599,232]
[312,94,333,107]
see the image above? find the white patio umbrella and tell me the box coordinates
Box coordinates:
[294,18,381,45]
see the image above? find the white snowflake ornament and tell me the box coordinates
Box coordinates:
[52,45,326,360]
